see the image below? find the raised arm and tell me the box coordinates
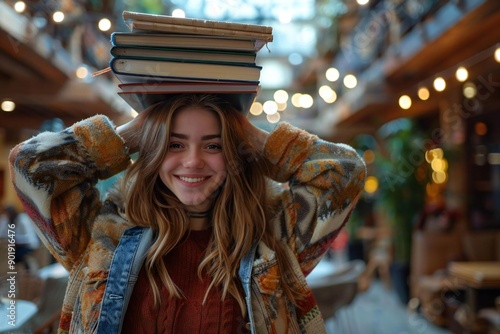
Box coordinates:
[8,115,131,269]
[262,122,366,275]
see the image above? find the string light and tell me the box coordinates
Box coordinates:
[53,11,64,23]
[343,74,357,89]
[463,82,477,99]
[14,1,26,13]
[291,93,302,108]
[1,100,16,112]
[299,94,314,108]
[273,90,288,103]
[249,102,263,116]
[98,18,112,31]
[396,44,498,110]
[325,67,340,82]
[433,77,446,92]
[318,85,337,103]
[417,87,430,100]
[399,95,412,110]
[455,66,468,82]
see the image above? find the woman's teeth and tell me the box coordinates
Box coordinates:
[179,176,206,183]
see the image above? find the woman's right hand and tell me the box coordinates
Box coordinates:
[116,110,149,154]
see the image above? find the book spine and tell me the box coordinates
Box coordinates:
[110,58,261,82]
[110,33,268,52]
[110,46,256,64]
[130,21,273,42]
[123,11,272,34]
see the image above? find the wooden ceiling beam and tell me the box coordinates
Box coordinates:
[0,30,68,83]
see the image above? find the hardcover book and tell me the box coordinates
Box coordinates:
[110,32,268,52]
[118,82,260,94]
[110,46,256,64]
[123,11,273,34]
[110,57,262,83]
[127,20,273,42]
[118,91,257,114]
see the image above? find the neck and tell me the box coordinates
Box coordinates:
[187,209,211,218]
[187,209,212,230]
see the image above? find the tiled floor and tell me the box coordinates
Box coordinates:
[324,279,451,334]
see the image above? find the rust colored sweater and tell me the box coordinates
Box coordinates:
[122,229,249,333]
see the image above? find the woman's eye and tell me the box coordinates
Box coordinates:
[169,142,183,150]
[206,144,222,150]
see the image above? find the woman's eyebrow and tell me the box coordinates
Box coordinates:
[170,133,221,140]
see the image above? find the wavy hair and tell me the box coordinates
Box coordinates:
[119,94,300,313]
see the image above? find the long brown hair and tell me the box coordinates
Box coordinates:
[120,94,301,313]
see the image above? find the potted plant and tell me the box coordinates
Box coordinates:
[373,118,427,304]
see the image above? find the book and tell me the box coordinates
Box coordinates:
[127,20,273,42]
[123,11,272,34]
[110,57,262,83]
[110,32,268,52]
[110,46,256,64]
[118,82,260,94]
[118,83,260,113]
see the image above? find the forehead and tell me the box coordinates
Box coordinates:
[171,105,221,131]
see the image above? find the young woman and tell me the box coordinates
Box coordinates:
[9,94,366,333]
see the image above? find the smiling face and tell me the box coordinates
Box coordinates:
[159,106,227,212]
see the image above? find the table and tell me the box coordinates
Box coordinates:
[448,262,500,288]
[448,261,500,333]
[0,299,38,332]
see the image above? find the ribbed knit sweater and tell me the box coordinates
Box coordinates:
[122,229,249,333]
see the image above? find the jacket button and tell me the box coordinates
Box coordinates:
[245,322,251,330]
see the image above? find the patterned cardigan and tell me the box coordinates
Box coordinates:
[9,115,366,333]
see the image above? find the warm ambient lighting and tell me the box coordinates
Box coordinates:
[418,87,430,100]
[75,66,89,79]
[1,100,16,112]
[363,150,375,164]
[263,100,278,115]
[455,66,468,82]
[463,82,477,99]
[318,85,337,103]
[98,18,112,32]
[14,1,26,13]
[325,67,340,82]
[266,112,280,123]
[273,90,288,103]
[357,0,370,5]
[425,148,443,163]
[364,176,378,194]
[291,93,302,108]
[249,102,263,116]
[172,9,186,18]
[426,148,448,184]
[495,47,500,63]
[399,95,412,110]
[343,74,357,89]
[474,122,488,136]
[433,77,446,92]
[299,94,314,108]
[53,11,65,23]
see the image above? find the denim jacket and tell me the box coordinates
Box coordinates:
[9,115,366,333]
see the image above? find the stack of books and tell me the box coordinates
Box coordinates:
[109,11,273,113]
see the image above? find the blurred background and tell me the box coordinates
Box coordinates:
[0,0,499,333]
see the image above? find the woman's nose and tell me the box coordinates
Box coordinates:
[183,149,204,168]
